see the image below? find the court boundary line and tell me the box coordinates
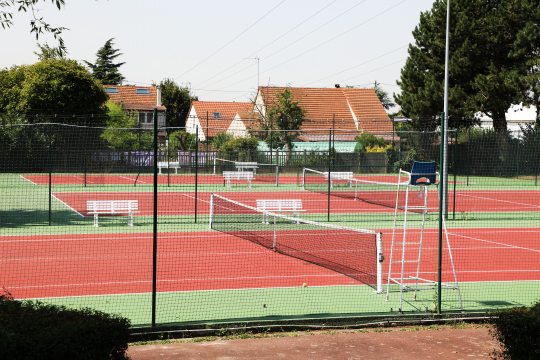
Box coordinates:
[19,174,37,185]
[51,193,85,217]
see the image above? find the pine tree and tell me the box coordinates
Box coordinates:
[84,38,125,85]
[395,0,538,131]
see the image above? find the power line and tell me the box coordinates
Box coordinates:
[195,0,342,89]
[337,58,407,85]
[202,0,408,95]
[174,0,286,81]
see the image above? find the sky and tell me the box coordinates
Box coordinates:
[2,0,438,107]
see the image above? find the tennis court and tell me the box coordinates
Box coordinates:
[2,123,539,328]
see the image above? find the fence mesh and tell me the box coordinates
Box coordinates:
[0,115,538,328]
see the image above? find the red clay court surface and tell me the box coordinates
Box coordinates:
[52,189,540,217]
[1,227,538,299]
[22,174,467,186]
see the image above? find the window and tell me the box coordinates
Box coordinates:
[105,88,118,93]
[136,88,150,95]
[213,112,222,119]
[139,113,153,124]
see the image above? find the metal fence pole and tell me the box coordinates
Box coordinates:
[467,127,470,186]
[438,112,444,315]
[195,127,199,223]
[516,131,520,179]
[152,108,158,327]
[328,128,331,222]
[84,120,87,187]
[453,131,457,219]
[536,125,539,186]
[48,121,52,226]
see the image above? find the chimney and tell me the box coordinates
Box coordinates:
[335,84,340,88]
[156,86,162,107]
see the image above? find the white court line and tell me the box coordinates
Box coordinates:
[457,193,540,209]
[51,193,85,217]
[119,175,146,183]
[0,233,219,243]
[7,274,347,290]
[19,174,37,185]
[448,232,540,253]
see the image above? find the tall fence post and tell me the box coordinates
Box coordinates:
[328,128,331,222]
[152,108,158,328]
[453,131,457,219]
[195,127,199,223]
[48,121,52,226]
[438,112,444,315]
[516,130,520,179]
[536,125,539,186]
[84,120,87,187]
[467,127,470,186]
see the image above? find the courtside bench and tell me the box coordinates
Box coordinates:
[235,162,258,174]
[87,200,139,227]
[157,161,181,174]
[256,199,305,224]
[223,171,254,188]
[324,171,354,187]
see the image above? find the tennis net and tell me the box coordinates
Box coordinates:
[302,168,433,212]
[209,193,383,289]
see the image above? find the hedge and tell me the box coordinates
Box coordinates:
[490,300,540,360]
[0,289,131,360]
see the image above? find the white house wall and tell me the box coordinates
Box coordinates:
[254,92,266,118]
[185,107,206,141]
[227,117,248,138]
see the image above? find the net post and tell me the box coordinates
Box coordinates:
[208,193,214,229]
[376,232,384,294]
[213,157,216,175]
[437,112,444,315]
[152,108,158,328]
[302,167,306,190]
[453,131,457,219]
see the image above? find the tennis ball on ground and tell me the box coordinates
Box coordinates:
[303,283,307,287]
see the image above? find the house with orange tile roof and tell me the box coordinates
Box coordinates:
[253,86,392,141]
[185,101,253,141]
[104,85,166,131]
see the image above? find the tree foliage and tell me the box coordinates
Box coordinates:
[211,132,234,150]
[156,78,195,128]
[0,59,108,119]
[374,84,395,111]
[1,0,68,55]
[219,136,258,152]
[101,102,152,150]
[395,0,539,131]
[168,130,197,151]
[84,38,125,85]
[266,88,306,164]
[34,42,66,61]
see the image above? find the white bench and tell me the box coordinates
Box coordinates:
[87,200,139,227]
[256,199,305,224]
[324,172,354,188]
[223,171,254,188]
[157,161,180,174]
[235,162,258,174]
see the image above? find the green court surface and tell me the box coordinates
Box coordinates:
[38,281,540,327]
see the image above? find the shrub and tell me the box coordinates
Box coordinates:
[490,300,540,360]
[0,288,131,360]
[355,133,387,152]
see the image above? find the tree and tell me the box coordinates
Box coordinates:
[1,0,67,55]
[374,84,395,111]
[34,42,65,61]
[212,132,234,149]
[266,88,306,164]
[84,38,125,85]
[395,0,538,131]
[101,101,152,150]
[0,59,108,118]
[156,78,195,128]
[168,130,197,151]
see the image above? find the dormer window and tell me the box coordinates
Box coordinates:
[213,112,222,119]
[105,88,118,93]
[136,89,150,94]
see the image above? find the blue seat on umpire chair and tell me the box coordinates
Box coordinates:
[401,161,437,186]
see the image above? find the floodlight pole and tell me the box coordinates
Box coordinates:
[443,0,450,217]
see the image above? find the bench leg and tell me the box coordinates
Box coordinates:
[296,212,300,225]
[248,179,251,188]
[94,214,99,227]
[330,180,333,188]
[226,179,231,188]
[159,168,162,174]
[128,213,134,227]
[175,168,178,174]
